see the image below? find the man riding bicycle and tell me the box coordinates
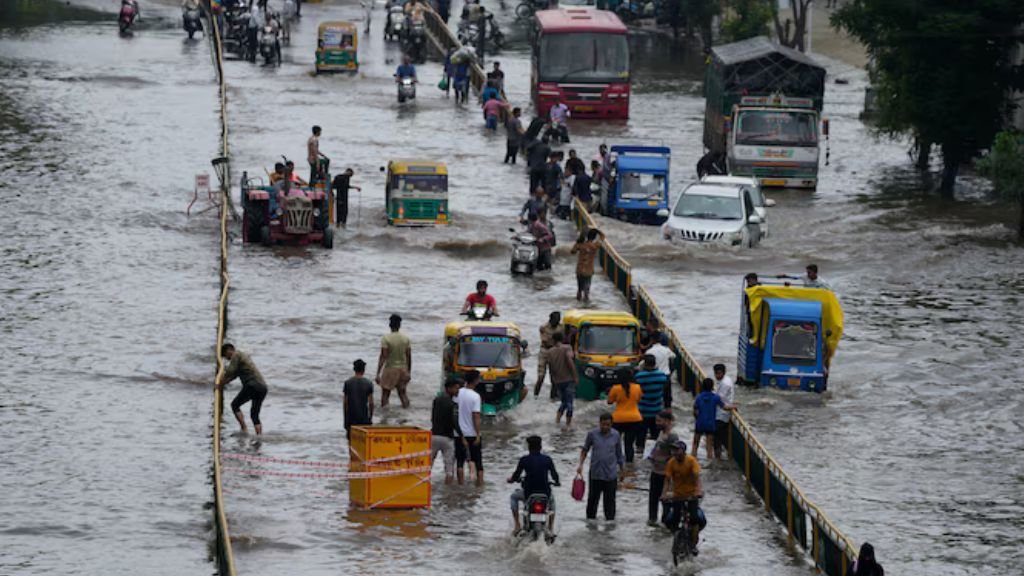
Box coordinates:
[508,435,560,535]
[660,440,706,555]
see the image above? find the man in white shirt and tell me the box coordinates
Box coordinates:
[647,333,677,379]
[456,370,484,486]
[712,363,735,459]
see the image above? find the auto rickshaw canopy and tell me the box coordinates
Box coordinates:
[745,285,843,365]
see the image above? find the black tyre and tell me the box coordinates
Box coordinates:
[322,226,334,249]
[259,225,271,246]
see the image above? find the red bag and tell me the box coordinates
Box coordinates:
[571,473,585,501]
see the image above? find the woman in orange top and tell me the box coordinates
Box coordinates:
[606,370,644,463]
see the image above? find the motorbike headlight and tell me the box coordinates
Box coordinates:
[584,367,595,378]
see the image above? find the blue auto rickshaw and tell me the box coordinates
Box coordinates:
[599,145,671,224]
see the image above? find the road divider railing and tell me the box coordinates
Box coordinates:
[421,7,488,93]
[571,199,858,575]
[206,6,238,576]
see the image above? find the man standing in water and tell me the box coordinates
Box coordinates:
[571,228,602,301]
[343,359,374,440]
[376,314,412,408]
[456,370,484,486]
[331,168,360,228]
[545,332,578,427]
[431,376,461,484]
[217,343,269,436]
[712,364,735,459]
[535,311,563,399]
[307,125,322,185]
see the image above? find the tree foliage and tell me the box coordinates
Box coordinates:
[977,131,1024,239]
[832,0,1024,196]
[721,0,772,43]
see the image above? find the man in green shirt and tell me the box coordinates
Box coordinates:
[376,314,412,408]
[217,343,269,436]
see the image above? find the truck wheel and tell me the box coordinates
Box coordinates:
[322,227,334,249]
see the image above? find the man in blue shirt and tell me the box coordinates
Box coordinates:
[692,378,734,459]
[394,55,416,80]
[508,435,560,534]
[634,354,672,455]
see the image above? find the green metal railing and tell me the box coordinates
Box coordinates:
[571,199,857,575]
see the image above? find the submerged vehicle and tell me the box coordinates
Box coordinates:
[700,174,774,239]
[661,182,763,248]
[562,310,641,400]
[315,21,358,74]
[240,166,334,249]
[517,492,555,543]
[443,322,527,415]
[384,160,449,226]
[509,228,539,275]
[601,145,670,225]
[183,8,202,39]
[703,36,827,188]
[738,280,843,392]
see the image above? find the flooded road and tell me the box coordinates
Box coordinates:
[2,0,1022,574]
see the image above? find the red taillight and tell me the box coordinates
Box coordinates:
[531,502,545,513]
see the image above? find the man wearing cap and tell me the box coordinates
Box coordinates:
[376,314,412,408]
[661,439,706,545]
[343,359,374,440]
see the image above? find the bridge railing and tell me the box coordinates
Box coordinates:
[571,199,858,575]
[421,8,488,92]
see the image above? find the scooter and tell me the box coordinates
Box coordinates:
[183,8,203,39]
[464,303,492,321]
[519,493,555,543]
[119,1,138,33]
[386,5,406,41]
[486,14,504,51]
[405,21,427,63]
[509,227,539,276]
[397,77,416,103]
[259,25,280,66]
[457,19,479,47]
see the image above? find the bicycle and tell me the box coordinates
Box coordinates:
[665,497,701,566]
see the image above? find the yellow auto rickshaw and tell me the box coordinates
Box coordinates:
[315,21,358,74]
[443,321,527,415]
[562,310,642,400]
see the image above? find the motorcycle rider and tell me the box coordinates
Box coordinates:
[507,435,560,535]
[461,280,499,318]
[527,212,554,271]
[120,0,141,25]
[394,55,417,82]
[549,98,571,143]
[182,0,200,25]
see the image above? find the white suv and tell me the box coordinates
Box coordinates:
[660,182,763,248]
[700,175,773,239]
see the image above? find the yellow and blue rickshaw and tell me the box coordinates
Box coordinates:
[315,21,358,74]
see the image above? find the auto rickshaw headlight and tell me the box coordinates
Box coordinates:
[584,367,595,378]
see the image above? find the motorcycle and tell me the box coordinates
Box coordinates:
[514,0,548,21]
[519,493,555,543]
[544,120,570,144]
[119,1,138,33]
[404,20,426,63]
[386,5,406,41]
[259,25,281,66]
[396,76,416,103]
[509,228,539,276]
[183,8,203,39]
[464,303,492,321]
[486,15,505,51]
[456,20,479,47]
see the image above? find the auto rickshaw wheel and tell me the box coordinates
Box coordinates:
[259,225,271,246]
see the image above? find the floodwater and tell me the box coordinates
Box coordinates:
[1,0,1021,575]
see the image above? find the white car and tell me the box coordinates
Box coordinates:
[660,182,764,248]
[700,175,774,238]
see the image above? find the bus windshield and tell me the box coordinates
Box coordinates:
[735,111,818,147]
[458,336,520,368]
[539,33,629,83]
[771,321,818,365]
[579,325,637,355]
[619,172,665,200]
[392,175,447,195]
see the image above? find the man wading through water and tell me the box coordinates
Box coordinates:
[535,311,564,400]
[218,343,269,436]
[376,314,412,408]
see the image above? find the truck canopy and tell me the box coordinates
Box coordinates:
[745,285,842,366]
[708,36,826,112]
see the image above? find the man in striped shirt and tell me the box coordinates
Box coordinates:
[634,354,672,456]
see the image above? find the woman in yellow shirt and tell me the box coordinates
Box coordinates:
[606,370,644,463]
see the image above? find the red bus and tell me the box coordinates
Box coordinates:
[531,8,630,120]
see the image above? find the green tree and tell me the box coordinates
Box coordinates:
[977,131,1024,240]
[832,0,1024,197]
[769,0,813,52]
[721,0,772,43]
